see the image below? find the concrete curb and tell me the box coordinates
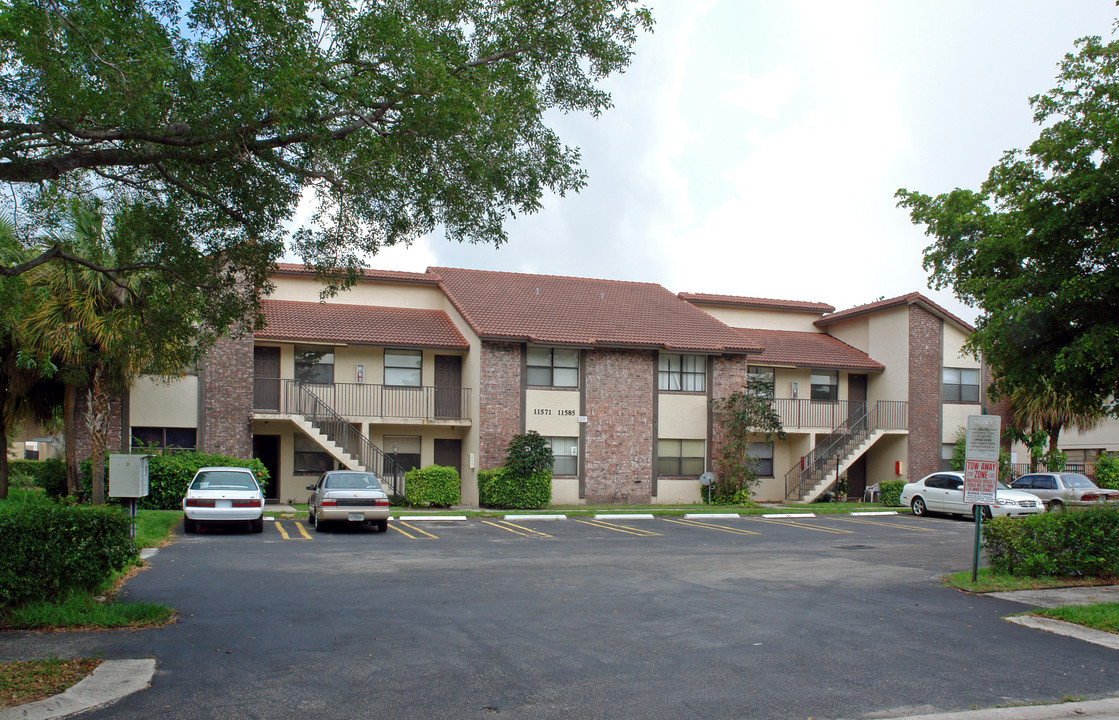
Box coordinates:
[394,515,467,521]
[1004,615,1119,651]
[502,514,567,521]
[864,696,1119,720]
[0,658,156,720]
[593,513,655,520]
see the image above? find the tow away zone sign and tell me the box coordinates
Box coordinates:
[964,459,998,504]
[964,415,1001,505]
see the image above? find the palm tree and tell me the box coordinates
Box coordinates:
[21,205,197,502]
[1006,377,1105,471]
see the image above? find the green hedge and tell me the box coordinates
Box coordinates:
[984,507,1119,578]
[9,459,67,497]
[0,503,138,607]
[404,465,460,507]
[134,452,269,510]
[879,479,905,507]
[478,467,552,509]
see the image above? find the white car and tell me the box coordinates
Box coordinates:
[900,471,1044,519]
[183,466,265,533]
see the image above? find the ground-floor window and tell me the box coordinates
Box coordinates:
[657,439,705,477]
[131,427,197,453]
[544,436,579,476]
[294,434,334,475]
[383,435,421,473]
[748,442,774,477]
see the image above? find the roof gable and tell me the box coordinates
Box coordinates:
[433,267,761,354]
[258,299,468,348]
[815,292,973,331]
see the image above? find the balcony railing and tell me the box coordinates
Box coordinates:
[772,399,907,430]
[253,379,471,422]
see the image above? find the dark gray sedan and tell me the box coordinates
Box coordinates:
[306,470,391,532]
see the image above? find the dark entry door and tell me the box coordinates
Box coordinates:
[253,435,281,500]
[847,373,867,428]
[254,347,281,411]
[434,438,462,477]
[434,355,462,419]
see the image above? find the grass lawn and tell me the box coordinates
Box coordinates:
[944,568,1114,593]
[1033,603,1119,634]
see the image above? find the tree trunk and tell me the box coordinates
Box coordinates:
[64,383,80,497]
[0,417,8,500]
[87,368,109,505]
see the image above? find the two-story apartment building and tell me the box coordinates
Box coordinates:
[46,265,1001,506]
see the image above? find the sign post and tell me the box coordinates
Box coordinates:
[964,415,1001,582]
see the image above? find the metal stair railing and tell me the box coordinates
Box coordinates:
[784,401,882,502]
[285,382,407,498]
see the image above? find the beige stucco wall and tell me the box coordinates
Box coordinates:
[827,307,909,404]
[693,304,823,332]
[552,477,581,504]
[658,394,707,438]
[130,376,199,427]
[942,323,978,368]
[271,274,448,310]
[658,478,702,503]
[525,388,581,436]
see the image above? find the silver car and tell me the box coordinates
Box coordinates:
[183,466,265,533]
[1009,472,1119,511]
[899,471,1044,519]
[307,470,390,532]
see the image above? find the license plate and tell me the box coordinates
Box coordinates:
[348,513,364,522]
[217,500,232,509]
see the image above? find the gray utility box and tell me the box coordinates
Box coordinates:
[108,454,150,498]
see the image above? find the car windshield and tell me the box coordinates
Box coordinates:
[1060,474,1094,488]
[191,472,258,491]
[325,474,381,490]
[996,481,1012,490]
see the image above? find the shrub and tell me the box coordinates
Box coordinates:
[478,467,551,509]
[1095,452,1119,490]
[404,465,460,507]
[984,508,1119,578]
[879,479,906,507]
[0,502,138,607]
[9,459,67,498]
[503,432,553,477]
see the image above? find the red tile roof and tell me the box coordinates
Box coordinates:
[679,292,835,314]
[815,292,974,331]
[273,263,440,285]
[734,328,884,371]
[433,267,762,354]
[258,300,468,348]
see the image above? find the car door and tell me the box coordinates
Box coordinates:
[923,475,955,513]
[942,474,967,514]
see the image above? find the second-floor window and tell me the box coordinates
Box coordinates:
[748,365,776,396]
[295,345,334,383]
[943,367,980,402]
[659,354,706,392]
[527,346,579,387]
[385,350,422,387]
[810,369,838,401]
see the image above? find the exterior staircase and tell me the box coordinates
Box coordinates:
[783,401,905,502]
[285,383,407,497]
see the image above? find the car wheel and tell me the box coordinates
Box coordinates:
[308,509,315,525]
[251,517,264,533]
[980,505,993,520]
[911,497,928,516]
[376,519,388,533]
[183,515,196,534]
[1048,500,1064,512]
[314,517,327,532]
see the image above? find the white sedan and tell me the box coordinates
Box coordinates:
[900,471,1044,519]
[182,466,265,533]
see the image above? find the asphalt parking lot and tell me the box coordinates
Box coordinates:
[2,513,1117,720]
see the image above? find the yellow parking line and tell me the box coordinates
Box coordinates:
[273,521,290,539]
[482,520,553,537]
[831,517,938,532]
[663,518,761,536]
[389,523,418,539]
[395,521,438,539]
[575,519,661,536]
[752,518,854,534]
[294,522,313,539]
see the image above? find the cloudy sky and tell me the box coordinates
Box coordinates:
[316,0,1119,323]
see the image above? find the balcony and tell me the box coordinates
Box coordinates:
[773,399,907,431]
[253,379,471,424]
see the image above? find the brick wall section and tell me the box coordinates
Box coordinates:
[478,342,522,470]
[709,354,751,482]
[200,331,254,458]
[583,349,655,503]
[907,305,942,480]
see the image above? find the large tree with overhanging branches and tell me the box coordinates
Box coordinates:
[897,26,1119,416]
[0,0,654,332]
